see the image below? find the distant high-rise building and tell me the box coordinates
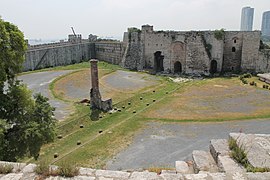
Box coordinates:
[261,11,270,37]
[240,6,254,31]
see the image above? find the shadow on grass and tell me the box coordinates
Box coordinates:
[90,109,102,121]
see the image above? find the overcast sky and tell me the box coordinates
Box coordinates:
[0,0,269,40]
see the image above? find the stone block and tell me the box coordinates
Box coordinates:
[22,163,37,173]
[246,172,270,180]
[74,176,96,180]
[175,161,189,174]
[95,169,130,179]
[192,150,218,173]
[209,139,229,163]
[184,173,208,180]
[129,171,162,180]
[160,173,184,180]
[79,167,96,176]
[0,161,26,173]
[217,155,245,174]
[0,173,23,180]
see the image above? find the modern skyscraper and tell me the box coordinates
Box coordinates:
[261,11,270,37]
[240,6,254,31]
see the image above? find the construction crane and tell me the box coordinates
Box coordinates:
[71,27,76,36]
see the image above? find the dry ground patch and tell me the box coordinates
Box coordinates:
[144,78,270,121]
[53,69,160,103]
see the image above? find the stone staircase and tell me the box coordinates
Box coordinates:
[1,133,270,179]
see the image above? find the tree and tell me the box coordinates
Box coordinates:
[0,18,56,161]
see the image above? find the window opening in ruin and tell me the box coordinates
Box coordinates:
[174,61,182,73]
[154,51,164,72]
[231,67,234,71]
[234,39,237,43]
[210,60,218,74]
[232,47,236,52]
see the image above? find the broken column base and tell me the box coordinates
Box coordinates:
[90,98,112,112]
[90,88,112,112]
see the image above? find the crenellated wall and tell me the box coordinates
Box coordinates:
[23,26,270,75]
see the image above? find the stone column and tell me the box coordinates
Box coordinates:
[90,59,102,110]
[90,59,112,112]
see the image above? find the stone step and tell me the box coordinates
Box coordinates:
[217,155,245,174]
[209,139,230,163]
[175,161,194,174]
[192,150,219,174]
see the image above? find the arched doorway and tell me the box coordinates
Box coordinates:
[210,60,218,74]
[154,51,164,73]
[174,61,182,73]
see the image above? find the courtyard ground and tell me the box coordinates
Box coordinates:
[19,62,270,170]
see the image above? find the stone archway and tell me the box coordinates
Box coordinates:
[174,61,182,73]
[171,42,186,73]
[210,60,218,74]
[154,51,164,73]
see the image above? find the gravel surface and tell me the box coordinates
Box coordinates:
[106,119,270,170]
[18,70,73,120]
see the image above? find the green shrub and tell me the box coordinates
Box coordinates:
[214,28,225,40]
[0,164,13,174]
[35,160,50,176]
[57,162,79,177]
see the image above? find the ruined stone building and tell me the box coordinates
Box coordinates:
[23,25,270,75]
[121,25,270,75]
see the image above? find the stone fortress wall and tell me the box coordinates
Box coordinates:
[23,35,124,71]
[121,25,270,75]
[23,25,270,75]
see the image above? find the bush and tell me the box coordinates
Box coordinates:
[35,160,50,176]
[0,164,13,174]
[214,28,225,40]
[57,162,79,177]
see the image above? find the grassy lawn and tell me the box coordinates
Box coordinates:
[22,62,270,168]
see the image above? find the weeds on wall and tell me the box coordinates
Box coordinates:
[0,164,13,174]
[214,28,225,40]
[35,160,79,178]
[228,137,270,173]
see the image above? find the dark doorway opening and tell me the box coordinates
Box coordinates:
[174,61,182,73]
[210,60,218,74]
[154,51,164,72]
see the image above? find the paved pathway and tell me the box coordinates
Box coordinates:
[107,119,270,170]
[18,70,73,120]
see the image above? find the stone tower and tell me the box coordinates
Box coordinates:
[90,59,112,112]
